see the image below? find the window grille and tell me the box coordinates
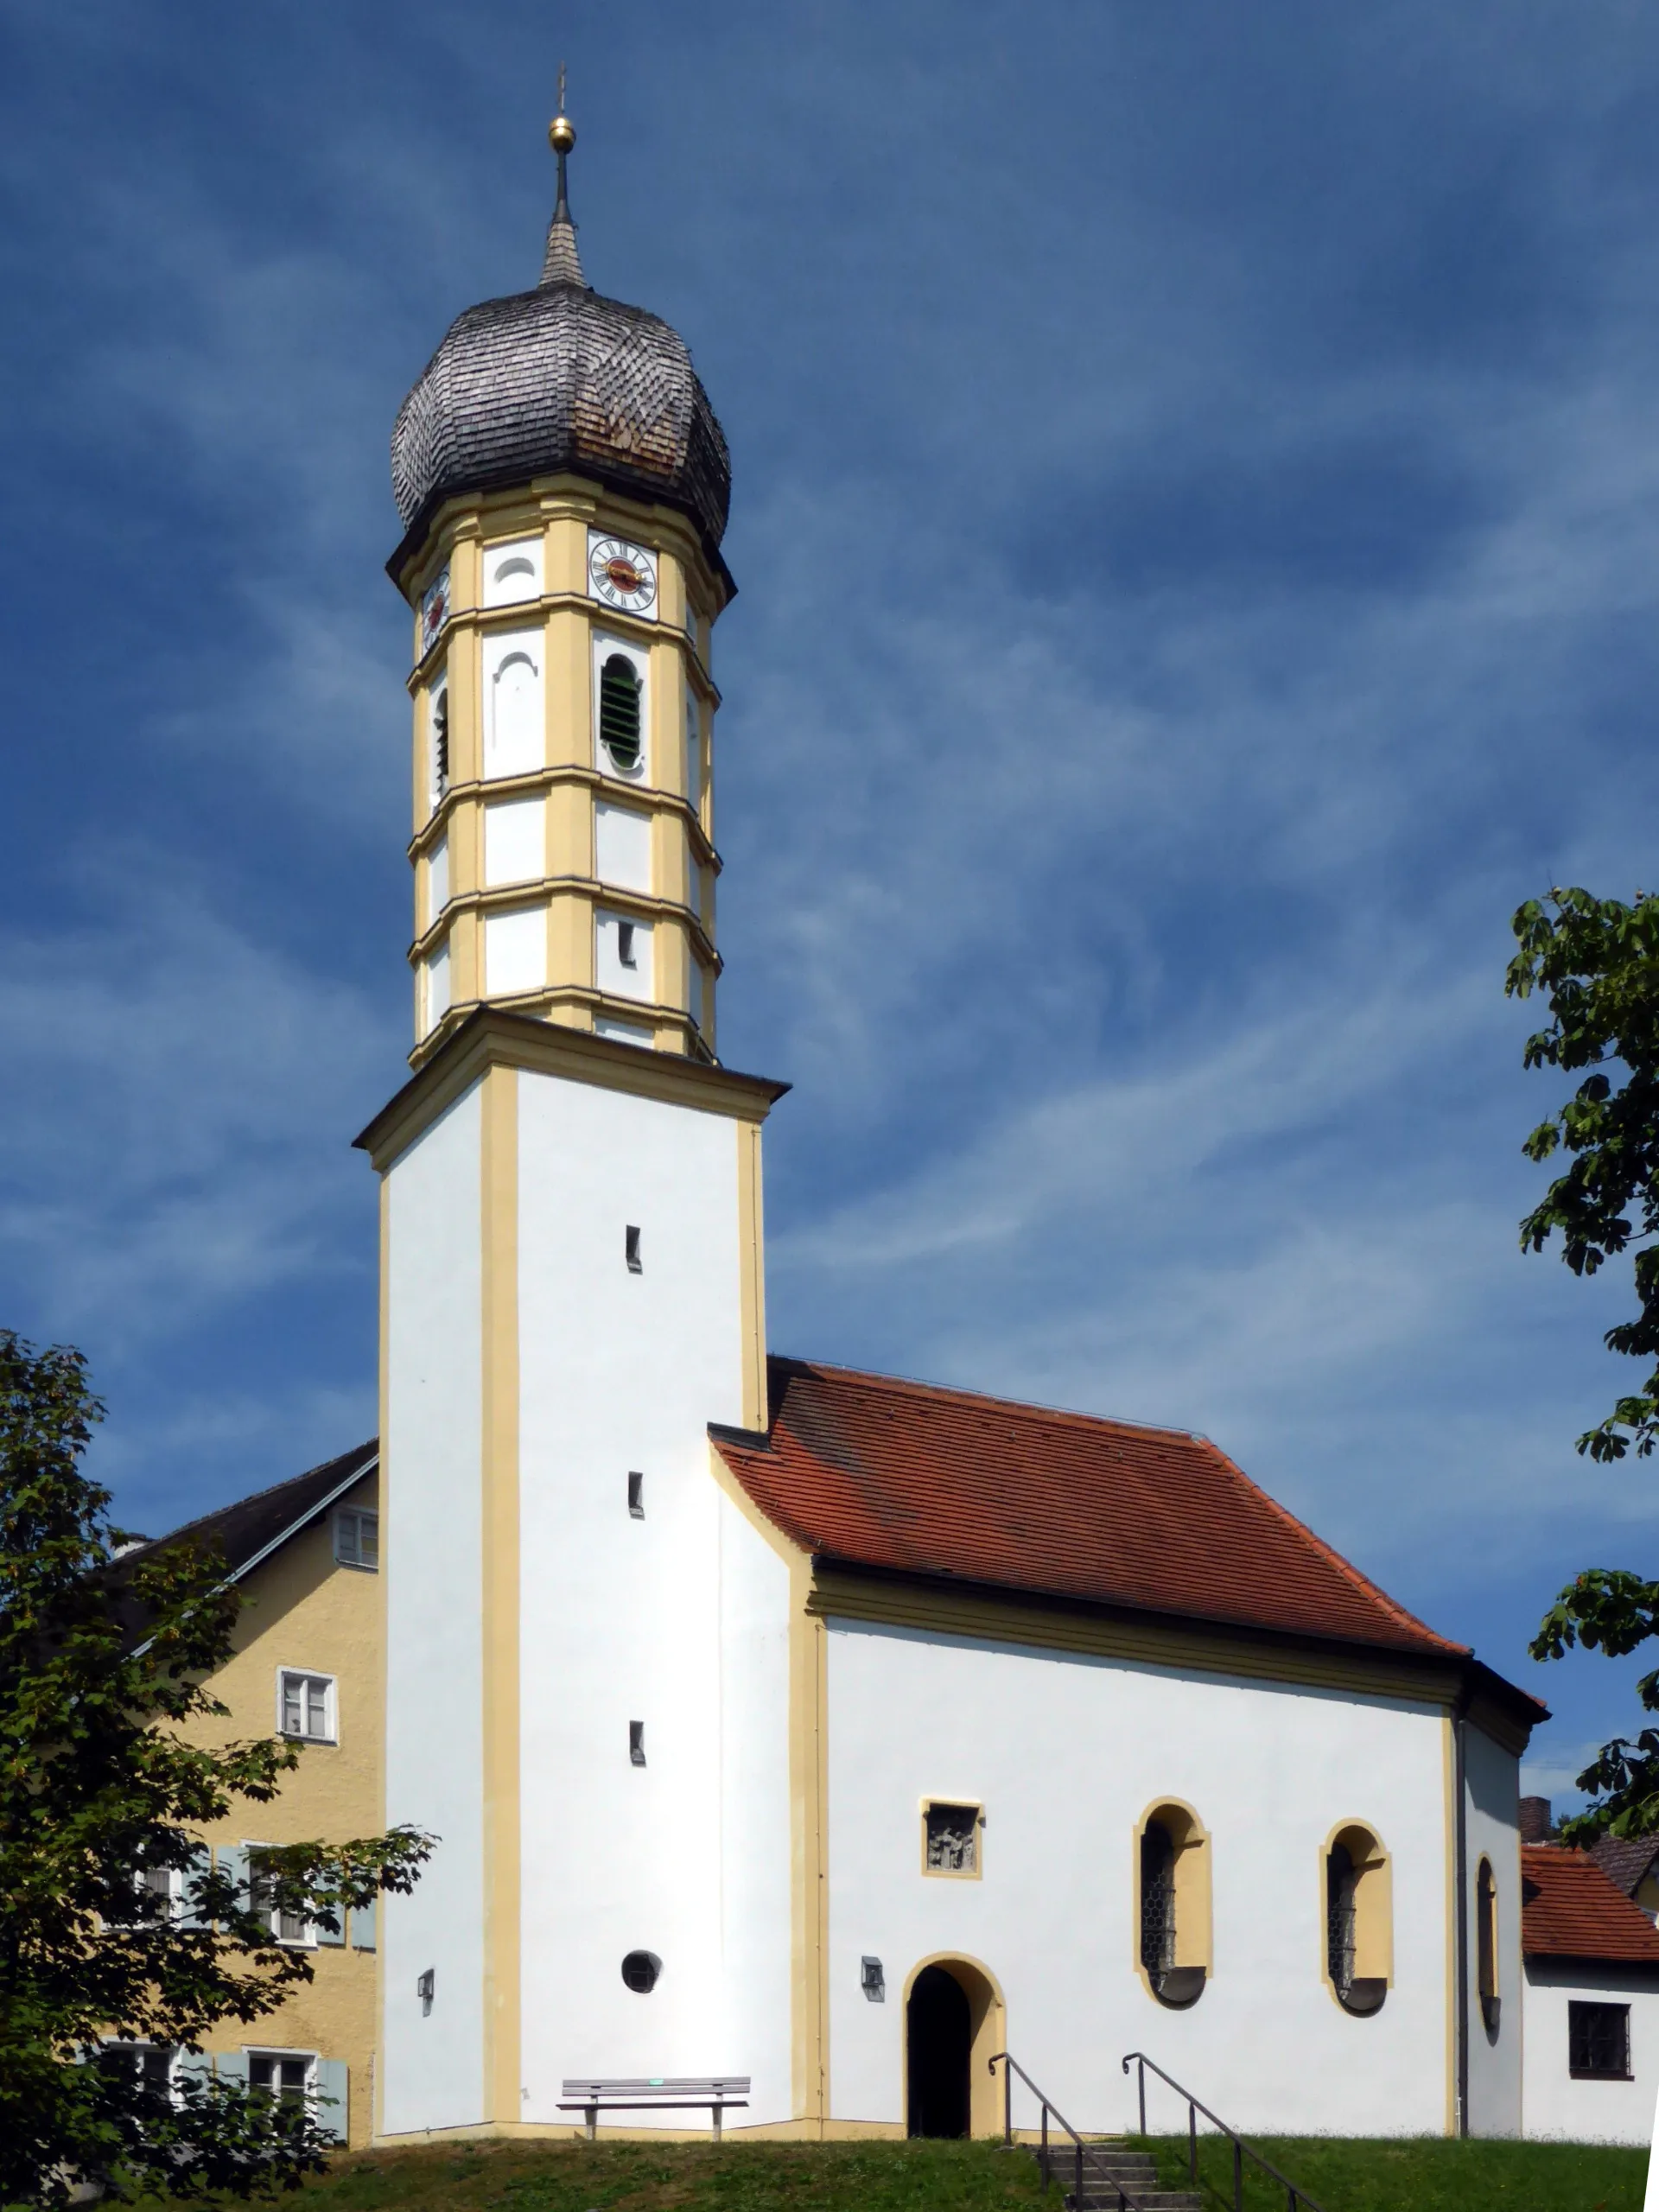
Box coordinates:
[1141,1821,1178,1981]
[1569,2000,1631,2079]
[1326,1840,1357,1999]
[600,654,642,772]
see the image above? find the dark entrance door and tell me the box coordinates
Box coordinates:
[907,1964,971,2137]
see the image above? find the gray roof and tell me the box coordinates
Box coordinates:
[389,205,731,580]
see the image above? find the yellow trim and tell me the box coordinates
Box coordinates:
[1475,1853,1498,2006]
[480,1066,521,2125]
[357,1007,785,1174]
[1319,1819,1394,2013]
[918,1799,984,1881]
[1132,1797,1211,2004]
[737,1122,768,1432]
[804,1565,1469,1708]
[899,1954,1007,2139]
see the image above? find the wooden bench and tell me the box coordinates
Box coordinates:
[559,2075,751,2141]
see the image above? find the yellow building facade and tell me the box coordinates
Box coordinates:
[156,1446,384,2148]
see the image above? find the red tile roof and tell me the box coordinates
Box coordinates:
[712,1357,1469,1659]
[1522,1845,1659,1962]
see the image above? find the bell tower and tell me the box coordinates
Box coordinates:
[388,99,732,1064]
[365,99,791,2143]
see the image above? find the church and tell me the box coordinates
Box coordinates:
[137,102,1659,2152]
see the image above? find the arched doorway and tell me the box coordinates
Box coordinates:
[907,1964,971,2137]
[904,1955,1006,2139]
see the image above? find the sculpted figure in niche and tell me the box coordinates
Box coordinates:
[925,1803,978,1874]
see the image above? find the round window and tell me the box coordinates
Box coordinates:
[620,1949,661,1993]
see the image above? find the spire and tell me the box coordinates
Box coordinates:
[540,70,586,288]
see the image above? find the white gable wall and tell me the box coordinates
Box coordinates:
[825,1619,1452,2137]
[1523,1960,1659,2144]
[381,1084,486,2133]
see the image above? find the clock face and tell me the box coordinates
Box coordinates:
[420,566,450,656]
[588,533,658,618]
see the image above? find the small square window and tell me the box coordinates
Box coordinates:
[278,1670,335,1744]
[923,1801,982,1878]
[1569,1999,1631,2079]
[249,2050,314,2105]
[334,1509,379,1572]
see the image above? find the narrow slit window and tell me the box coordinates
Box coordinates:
[628,1471,645,1518]
[432,687,449,794]
[599,654,642,772]
[617,920,638,969]
[626,1225,642,1274]
[1477,1856,1499,2031]
[629,1720,646,1767]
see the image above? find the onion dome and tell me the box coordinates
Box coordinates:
[389,103,731,579]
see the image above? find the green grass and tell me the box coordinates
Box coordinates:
[1136,2130,1648,2211]
[137,2139,1046,2212]
[124,2133,1655,2212]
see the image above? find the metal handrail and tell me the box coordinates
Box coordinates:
[988,2052,1156,2212]
[1121,2051,1330,2212]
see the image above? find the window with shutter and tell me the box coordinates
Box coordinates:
[600,654,643,772]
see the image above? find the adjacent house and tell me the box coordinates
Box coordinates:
[1521,1828,1659,2145]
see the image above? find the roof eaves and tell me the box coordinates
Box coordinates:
[222,1447,379,1587]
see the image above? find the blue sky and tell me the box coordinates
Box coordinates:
[3,0,1659,1801]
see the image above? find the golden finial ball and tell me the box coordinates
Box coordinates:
[549,114,576,154]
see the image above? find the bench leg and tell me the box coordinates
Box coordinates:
[585,2105,597,2142]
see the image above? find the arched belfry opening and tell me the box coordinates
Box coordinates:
[905,1956,1005,2139]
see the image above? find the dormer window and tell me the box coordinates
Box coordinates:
[599,653,642,773]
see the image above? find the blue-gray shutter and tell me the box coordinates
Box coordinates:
[179,1843,213,1931]
[352,1896,376,1950]
[317,1903,346,1948]
[315,2058,347,2142]
[174,2050,213,2094]
[213,2051,249,2087]
[217,1845,251,1927]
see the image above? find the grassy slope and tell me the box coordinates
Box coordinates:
[1138,2130,1648,2212]
[131,2134,1651,2212]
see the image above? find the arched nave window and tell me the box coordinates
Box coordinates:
[1135,1800,1209,2007]
[1477,1855,1500,2033]
[1325,1821,1390,2016]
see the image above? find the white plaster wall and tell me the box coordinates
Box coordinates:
[1464,1723,1523,2135]
[484,631,543,779]
[1523,1961,1659,2144]
[515,1073,782,2120]
[825,1622,1452,2137]
[381,1084,486,2133]
[716,1491,794,2122]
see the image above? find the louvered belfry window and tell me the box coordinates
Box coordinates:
[600,654,642,772]
[1327,1841,1358,1999]
[1141,1821,1177,1980]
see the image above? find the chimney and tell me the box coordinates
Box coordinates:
[1519,1796,1553,1842]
